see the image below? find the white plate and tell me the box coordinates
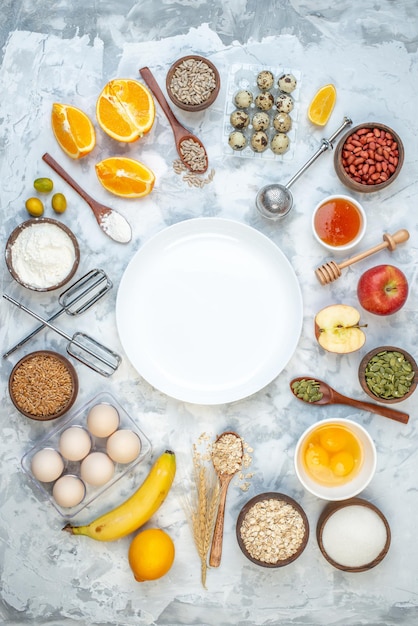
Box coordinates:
[116,218,303,404]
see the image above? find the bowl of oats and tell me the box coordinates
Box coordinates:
[236,492,309,567]
[166,55,220,112]
[9,350,78,421]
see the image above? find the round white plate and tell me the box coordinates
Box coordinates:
[116,218,303,404]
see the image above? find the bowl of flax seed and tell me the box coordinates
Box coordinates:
[9,350,78,421]
[236,492,309,567]
[166,55,220,112]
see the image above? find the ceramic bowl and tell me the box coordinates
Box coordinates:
[316,497,391,572]
[9,350,79,421]
[236,492,309,567]
[5,218,80,291]
[294,418,376,501]
[312,194,367,253]
[358,345,417,404]
[166,55,221,112]
[334,122,404,193]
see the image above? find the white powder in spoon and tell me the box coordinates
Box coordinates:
[100,211,131,243]
[10,222,76,289]
[321,504,388,568]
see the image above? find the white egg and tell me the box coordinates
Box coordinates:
[31,448,64,482]
[80,451,115,486]
[86,403,120,438]
[106,429,141,464]
[59,426,91,461]
[52,475,86,508]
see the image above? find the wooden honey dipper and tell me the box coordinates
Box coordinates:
[315,228,410,285]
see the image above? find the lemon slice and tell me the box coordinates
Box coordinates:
[307,84,336,126]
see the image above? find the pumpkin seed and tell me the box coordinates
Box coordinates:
[364,350,415,400]
[291,378,323,402]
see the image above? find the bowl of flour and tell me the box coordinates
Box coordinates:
[5,218,80,291]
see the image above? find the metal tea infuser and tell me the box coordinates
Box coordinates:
[3,294,121,377]
[3,269,112,358]
[256,116,352,220]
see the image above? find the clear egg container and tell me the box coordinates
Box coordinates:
[21,391,152,519]
[223,64,302,161]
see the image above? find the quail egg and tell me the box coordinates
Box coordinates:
[251,131,269,153]
[255,91,274,111]
[256,70,274,91]
[230,109,250,129]
[278,73,297,93]
[273,111,292,133]
[234,89,253,108]
[252,111,270,131]
[276,93,294,113]
[271,132,290,154]
[229,131,247,151]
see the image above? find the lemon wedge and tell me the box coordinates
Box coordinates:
[307,84,337,126]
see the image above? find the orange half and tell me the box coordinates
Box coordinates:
[51,103,96,159]
[95,156,155,198]
[307,84,337,126]
[96,78,155,142]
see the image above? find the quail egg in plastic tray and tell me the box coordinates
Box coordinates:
[223,64,302,161]
[21,391,152,518]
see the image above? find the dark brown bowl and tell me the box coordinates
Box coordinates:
[9,350,79,421]
[317,497,391,572]
[236,492,309,567]
[166,55,220,112]
[359,345,417,404]
[334,122,404,193]
[5,218,80,291]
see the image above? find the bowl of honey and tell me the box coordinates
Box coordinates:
[312,195,366,253]
[294,418,376,501]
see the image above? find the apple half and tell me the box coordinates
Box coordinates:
[315,304,366,354]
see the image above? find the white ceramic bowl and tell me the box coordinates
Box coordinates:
[294,418,376,501]
[312,194,366,253]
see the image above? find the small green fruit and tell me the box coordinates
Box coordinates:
[25,197,44,217]
[34,177,54,193]
[51,192,67,213]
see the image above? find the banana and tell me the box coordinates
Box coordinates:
[63,450,176,541]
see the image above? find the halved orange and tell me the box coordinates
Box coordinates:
[96,78,155,142]
[95,156,155,198]
[51,103,96,159]
[307,84,336,126]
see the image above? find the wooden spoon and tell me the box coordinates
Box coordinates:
[42,153,132,243]
[139,66,209,173]
[290,377,409,424]
[209,431,243,567]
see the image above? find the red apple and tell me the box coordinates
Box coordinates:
[357,264,408,315]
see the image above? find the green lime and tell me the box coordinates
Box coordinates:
[51,192,67,214]
[25,197,44,217]
[33,177,54,193]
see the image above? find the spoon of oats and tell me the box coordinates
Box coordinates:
[209,431,243,567]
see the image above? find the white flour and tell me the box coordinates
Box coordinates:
[100,211,131,243]
[10,222,77,289]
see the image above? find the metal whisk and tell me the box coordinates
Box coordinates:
[3,269,112,358]
[3,294,121,377]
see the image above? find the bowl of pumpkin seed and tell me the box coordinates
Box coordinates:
[358,346,417,404]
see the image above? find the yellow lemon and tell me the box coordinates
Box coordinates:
[128,528,175,582]
[307,84,336,126]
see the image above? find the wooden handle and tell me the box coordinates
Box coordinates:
[338,229,410,271]
[42,153,95,208]
[139,67,183,141]
[208,476,232,567]
[337,395,409,424]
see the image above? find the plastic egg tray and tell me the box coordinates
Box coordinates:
[223,64,302,161]
[21,391,152,518]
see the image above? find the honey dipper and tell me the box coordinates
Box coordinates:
[315,229,410,285]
